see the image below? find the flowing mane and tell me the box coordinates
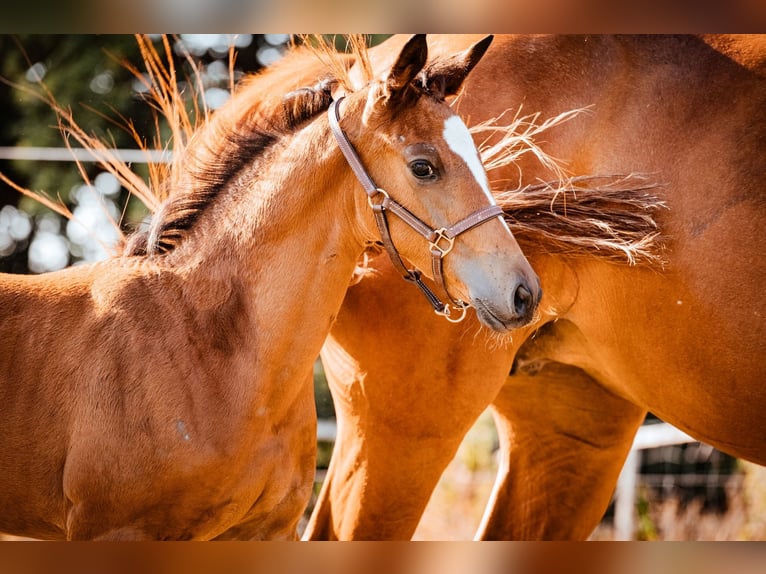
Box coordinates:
[471,112,667,267]
[125,46,355,257]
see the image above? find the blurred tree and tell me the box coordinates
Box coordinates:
[0,34,279,273]
[1,37,142,194]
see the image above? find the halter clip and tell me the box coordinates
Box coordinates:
[429,228,456,258]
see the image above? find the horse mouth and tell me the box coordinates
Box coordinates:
[473,298,532,333]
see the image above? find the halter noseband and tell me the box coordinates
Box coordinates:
[328,97,504,323]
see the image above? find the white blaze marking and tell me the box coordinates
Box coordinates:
[443,116,493,202]
[442,115,512,233]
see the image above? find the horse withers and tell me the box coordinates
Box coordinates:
[0,35,538,540]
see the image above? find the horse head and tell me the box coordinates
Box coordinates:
[331,34,541,331]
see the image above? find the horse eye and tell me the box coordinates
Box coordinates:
[409,159,437,180]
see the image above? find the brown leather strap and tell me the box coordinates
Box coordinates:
[447,204,504,237]
[380,196,436,240]
[429,205,504,306]
[328,98,378,198]
[329,98,442,304]
[371,202,447,311]
[370,201,413,279]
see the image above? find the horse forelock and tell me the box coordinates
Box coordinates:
[126,49,339,257]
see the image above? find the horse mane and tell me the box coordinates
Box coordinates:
[124,45,355,257]
[356,174,666,285]
[497,175,667,266]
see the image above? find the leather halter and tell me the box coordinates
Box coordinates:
[328,96,504,323]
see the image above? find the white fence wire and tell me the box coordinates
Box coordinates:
[0,146,171,164]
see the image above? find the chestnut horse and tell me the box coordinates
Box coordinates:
[305,34,766,540]
[0,35,540,540]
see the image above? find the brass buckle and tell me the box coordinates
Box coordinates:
[429,228,455,258]
[434,300,469,323]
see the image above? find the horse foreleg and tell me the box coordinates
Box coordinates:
[306,395,467,540]
[479,361,646,540]
[307,333,511,539]
[304,259,513,539]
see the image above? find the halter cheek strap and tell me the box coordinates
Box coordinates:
[328,97,503,323]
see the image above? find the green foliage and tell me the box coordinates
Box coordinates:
[0,35,274,273]
[0,36,152,201]
[313,359,335,420]
[636,485,659,540]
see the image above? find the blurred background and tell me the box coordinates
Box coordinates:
[1,35,764,541]
[0,34,291,274]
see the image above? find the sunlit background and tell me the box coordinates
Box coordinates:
[0,34,291,274]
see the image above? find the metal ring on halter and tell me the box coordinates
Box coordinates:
[435,300,469,323]
[367,188,390,209]
[428,227,456,258]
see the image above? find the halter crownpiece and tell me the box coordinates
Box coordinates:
[328,97,504,323]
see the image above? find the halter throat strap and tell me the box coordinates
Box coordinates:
[328,96,503,322]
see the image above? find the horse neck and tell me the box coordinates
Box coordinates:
[163,119,366,398]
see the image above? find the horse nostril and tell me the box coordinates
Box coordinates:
[513,283,533,317]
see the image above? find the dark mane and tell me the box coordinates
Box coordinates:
[124,60,338,257]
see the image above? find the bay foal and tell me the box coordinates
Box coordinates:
[0,35,538,540]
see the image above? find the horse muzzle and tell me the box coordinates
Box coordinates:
[471,276,542,333]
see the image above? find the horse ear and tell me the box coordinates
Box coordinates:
[383,34,429,101]
[423,35,493,99]
[363,34,429,124]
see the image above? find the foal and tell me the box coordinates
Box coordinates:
[0,35,538,540]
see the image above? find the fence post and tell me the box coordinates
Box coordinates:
[611,422,697,540]
[613,447,640,540]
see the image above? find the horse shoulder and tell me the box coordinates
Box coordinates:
[0,268,99,376]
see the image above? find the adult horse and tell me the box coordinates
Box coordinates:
[305,34,766,540]
[0,35,540,540]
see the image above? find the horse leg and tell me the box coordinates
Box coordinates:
[479,361,646,540]
[304,258,514,540]
[306,369,466,539]
[306,335,511,540]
